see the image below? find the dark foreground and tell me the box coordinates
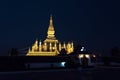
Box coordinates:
[0,67,120,80]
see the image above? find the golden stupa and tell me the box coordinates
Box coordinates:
[26,15,74,56]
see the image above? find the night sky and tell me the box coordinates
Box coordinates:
[0,0,120,55]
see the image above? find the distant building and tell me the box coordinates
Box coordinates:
[26,16,74,56]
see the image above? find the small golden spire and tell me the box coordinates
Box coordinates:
[35,39,38,44]
[28,47,31,52]
[50,14,52,21]
[49,15,54,31]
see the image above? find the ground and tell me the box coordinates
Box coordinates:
[0,67,120,80]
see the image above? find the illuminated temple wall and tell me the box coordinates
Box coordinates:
[26,16,74,56]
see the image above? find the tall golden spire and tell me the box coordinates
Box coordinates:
[47,15,55,39]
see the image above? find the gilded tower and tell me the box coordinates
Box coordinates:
[26,15,74,56]
[45,15,57,41]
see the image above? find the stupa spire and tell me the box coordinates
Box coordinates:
[47,15,55,39]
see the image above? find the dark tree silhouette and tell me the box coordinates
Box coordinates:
[10,48,18,56]
[111,47,120,57]
[74,44,82,54]
[81,55,89,67]
[58,48,67,55]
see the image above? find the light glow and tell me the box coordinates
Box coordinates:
[81,47,85,51]
[79,54,84,58]
[79,54,90,58]
[85,54,90,58]
[93,55,96,58]
[61,62,66,67]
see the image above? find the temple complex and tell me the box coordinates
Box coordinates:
[26,16,74,56]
